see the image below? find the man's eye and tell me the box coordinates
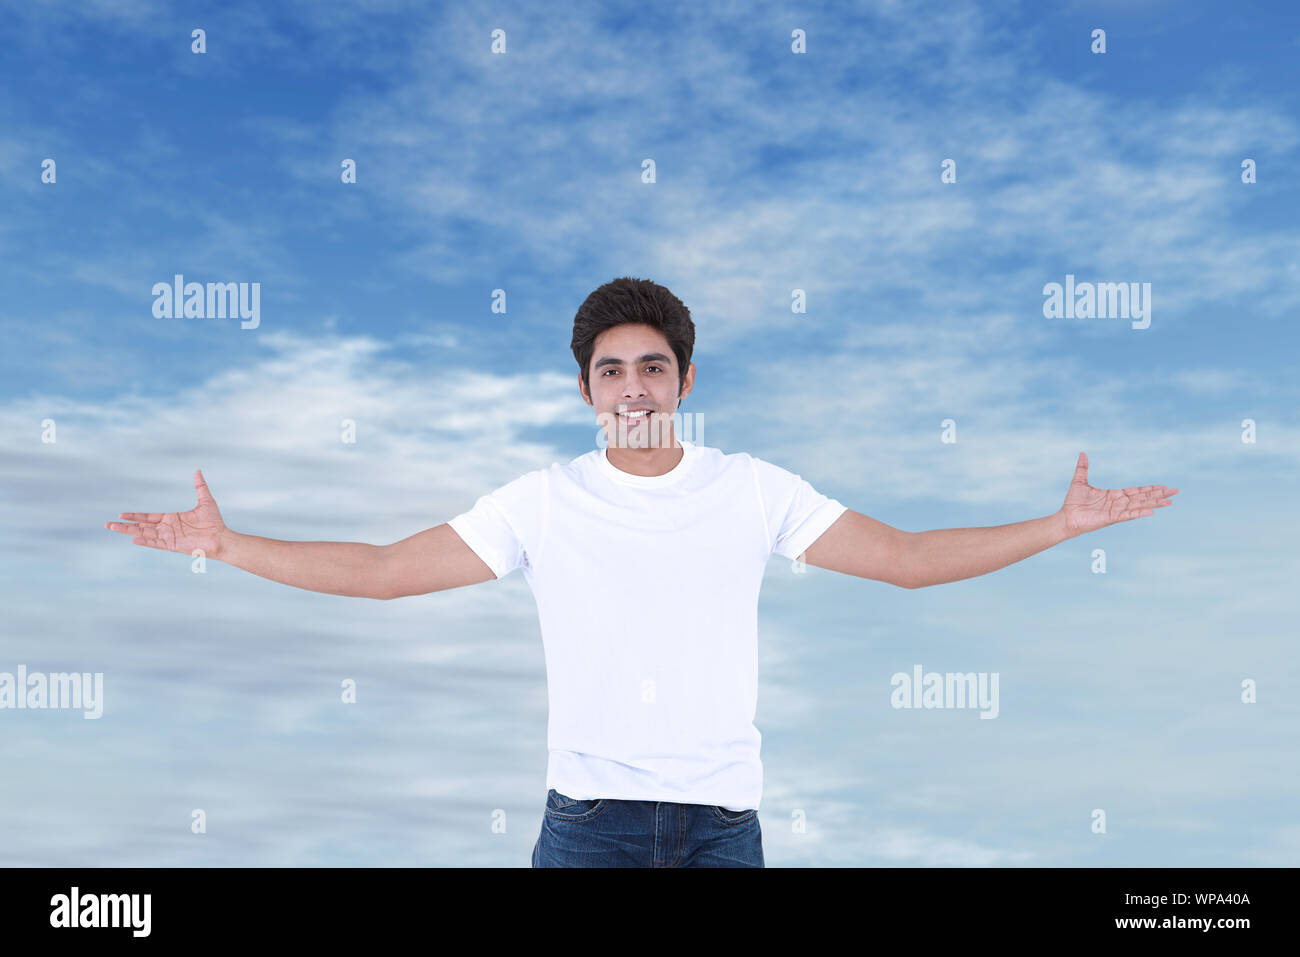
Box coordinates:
[601,366,661,376]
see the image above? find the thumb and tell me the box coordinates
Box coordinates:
[195,469,215,504]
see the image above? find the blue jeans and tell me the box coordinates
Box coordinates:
[531,788,764,867]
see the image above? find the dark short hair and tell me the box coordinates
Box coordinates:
[571,277,695,401]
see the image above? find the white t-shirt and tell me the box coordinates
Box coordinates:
[446,439,847,811]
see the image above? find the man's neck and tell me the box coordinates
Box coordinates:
[604,435,683,477]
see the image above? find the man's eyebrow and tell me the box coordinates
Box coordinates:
[592,352,673,370]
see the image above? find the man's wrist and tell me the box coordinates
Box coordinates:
[214,527,238,563]
[1050,509,1072,543]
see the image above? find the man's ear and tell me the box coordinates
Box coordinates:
[577,374,592,407]
[678,361,696,402]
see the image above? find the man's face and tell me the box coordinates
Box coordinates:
[580,322,694,448]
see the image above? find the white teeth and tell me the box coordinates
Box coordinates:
[619,410,650,417]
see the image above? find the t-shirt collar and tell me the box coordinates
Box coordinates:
[598,440,696,487]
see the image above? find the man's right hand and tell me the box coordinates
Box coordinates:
[105,469,229,560]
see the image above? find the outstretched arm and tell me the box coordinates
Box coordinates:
[801,452,1177,589]
[105,469,495,599]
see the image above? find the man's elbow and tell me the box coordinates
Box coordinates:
[894,531,924,588]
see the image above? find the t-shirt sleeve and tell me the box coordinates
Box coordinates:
[446,468,548,579]
[749,455,849,561]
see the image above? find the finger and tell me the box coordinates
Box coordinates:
[110,521,154,539]
[106,521,151,535]
[1126,496,1170,511]
[117,513,164,523]
[107,522,172,548]
[1071,452,1088,482]
[1120,485,1156,495]
[1123,485,1178,497]
[131,524,176,549]
[1128,485,1175,501]
[195,469,215,505]
[1119,508,1154,521]
[1133,489,1170,504]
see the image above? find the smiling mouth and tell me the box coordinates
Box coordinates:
[617,410,652,423]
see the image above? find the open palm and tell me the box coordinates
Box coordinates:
[1060,452,1177,538]
[104,469,228,557]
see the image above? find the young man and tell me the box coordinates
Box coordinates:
[105,277,1177,868]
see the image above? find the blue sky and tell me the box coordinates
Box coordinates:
[1,0,1297,867]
